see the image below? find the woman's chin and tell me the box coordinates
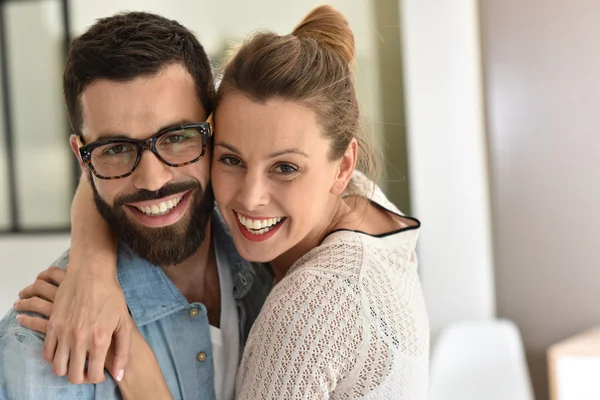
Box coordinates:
[237,245,278,264]
[233,237,287,264]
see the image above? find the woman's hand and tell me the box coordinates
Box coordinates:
[16,268,172,398]
[24,173,133,384]
[46,264,131,384]
[15,263,132,384]
[16,267,131,383]
[15,266,64,333]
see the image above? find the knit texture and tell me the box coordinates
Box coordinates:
[236,174,429,399]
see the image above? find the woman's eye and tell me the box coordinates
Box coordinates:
[273,164,298,174]
[220,156,242,166]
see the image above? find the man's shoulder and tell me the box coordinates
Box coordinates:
[0,304,50,365]
[50,249,70,271]
[0,247,70,331]
[0,247,72,341]
[0,308,98,398]
[0,249,101,399]
[0,307,41,342]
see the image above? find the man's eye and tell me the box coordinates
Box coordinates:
[165,135,185,143]
[104,145,130,155]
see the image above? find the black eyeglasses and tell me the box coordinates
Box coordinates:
[76,116,213,180]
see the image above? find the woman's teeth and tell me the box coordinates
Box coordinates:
[135,196,183,216]
[236,212,284,235]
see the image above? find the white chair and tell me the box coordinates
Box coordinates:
[428,319,534,400]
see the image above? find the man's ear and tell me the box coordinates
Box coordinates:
[331,138,358,196]
[69,135,84,164]
[69,135,90,182]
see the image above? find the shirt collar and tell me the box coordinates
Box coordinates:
[116,245,188,327]
[211,208,257,300]
[115,208,257,326]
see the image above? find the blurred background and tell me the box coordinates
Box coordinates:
[1,0,599,399]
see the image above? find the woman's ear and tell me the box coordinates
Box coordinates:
[331,138,358,195]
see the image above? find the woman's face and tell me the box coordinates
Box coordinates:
[211,93,343,263]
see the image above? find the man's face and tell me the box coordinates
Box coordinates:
[73,64,213,266]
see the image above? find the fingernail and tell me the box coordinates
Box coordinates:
[15,314,21,322]
[116,369,124,382]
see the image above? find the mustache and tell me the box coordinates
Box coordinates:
[115,181,202,206]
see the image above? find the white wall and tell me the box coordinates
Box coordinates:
[480,1,600,397]
[399,0,495,336]
[0,235,70,314]
[5,1,72,229]
[0,40,9,231]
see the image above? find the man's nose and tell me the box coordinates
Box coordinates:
[132,151,173,192]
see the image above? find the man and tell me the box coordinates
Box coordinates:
[0,11,272,400]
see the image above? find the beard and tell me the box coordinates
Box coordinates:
[90,179,215,267]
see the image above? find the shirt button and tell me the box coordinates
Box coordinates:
[189,308,199,317]
[197,352,207,362]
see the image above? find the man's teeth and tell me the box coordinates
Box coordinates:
[135,196,183,216]
[236,213,284,235]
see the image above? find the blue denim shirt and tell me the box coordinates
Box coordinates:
[0,210,274,400]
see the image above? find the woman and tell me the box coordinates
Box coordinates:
[17,5,429,399]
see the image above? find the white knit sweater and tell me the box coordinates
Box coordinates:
[235,174,430,399]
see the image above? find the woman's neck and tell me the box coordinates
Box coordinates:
[270,196,351,282]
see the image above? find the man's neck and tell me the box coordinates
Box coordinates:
[161,221,217,304]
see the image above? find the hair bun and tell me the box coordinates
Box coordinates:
[292,5,355,65]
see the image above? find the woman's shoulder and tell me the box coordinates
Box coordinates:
[264,225,429,397]
[286,231,365,281]
[286,225,418,287]
[346,170,402,215]
[339,171,421,246]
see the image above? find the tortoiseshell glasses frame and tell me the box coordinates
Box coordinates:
[76,115,213,180]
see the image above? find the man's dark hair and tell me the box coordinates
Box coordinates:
[64,11,214,136]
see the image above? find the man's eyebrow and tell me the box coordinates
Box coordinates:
[93,119,199,141]
[94,133,132,141]
[215,142,309,158]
